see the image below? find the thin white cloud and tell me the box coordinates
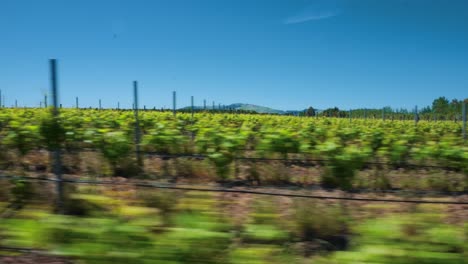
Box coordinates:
[284,0,343,24]
[284,11,340,24]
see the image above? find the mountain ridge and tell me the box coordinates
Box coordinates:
[179,103,300,114]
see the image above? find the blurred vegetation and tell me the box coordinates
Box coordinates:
[315,212,466,264]
[0,180,466,263]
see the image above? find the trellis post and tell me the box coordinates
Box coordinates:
[134,81,143,168]
[191,95,194,119]
[462,102,466,141]
[172,91,176,116]
[50,59,63,213]
[414,105,419,125]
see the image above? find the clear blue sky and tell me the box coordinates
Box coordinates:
[1,0,467,110]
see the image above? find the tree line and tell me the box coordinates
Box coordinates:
[302,97,468,120]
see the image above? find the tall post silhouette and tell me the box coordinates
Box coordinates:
[134,81,143,168]
[173,91,176,116]
[50,59,63,213]
[191,95,194,119]
[462,102,466,141]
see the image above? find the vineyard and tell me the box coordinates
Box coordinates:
[0,108,467,263]
[1,108,467,189]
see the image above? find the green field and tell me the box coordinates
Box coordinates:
[0,108,467,263]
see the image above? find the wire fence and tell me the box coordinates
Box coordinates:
[0,246,47,254]
[2,174,466,196]
[142,152,465,170]
[1,175,466,205]
[13,147,465,171]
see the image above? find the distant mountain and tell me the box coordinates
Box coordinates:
[178,103,285,114]
[227,104,323,115]
[227,103,285,114]
[179,103,321,115]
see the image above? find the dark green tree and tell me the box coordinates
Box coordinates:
[432,97,449,114]
[305,107,316,117]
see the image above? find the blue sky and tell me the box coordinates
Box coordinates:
[1,0,467,110]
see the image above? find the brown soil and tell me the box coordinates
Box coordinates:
[0,254,73,264]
